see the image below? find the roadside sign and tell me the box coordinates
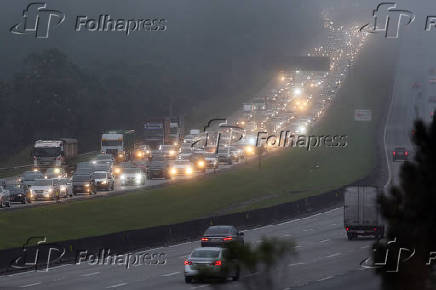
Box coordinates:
[354,109,372,121]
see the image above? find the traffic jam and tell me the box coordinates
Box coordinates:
[0,19,367,220]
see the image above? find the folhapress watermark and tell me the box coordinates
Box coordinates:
[360,2,436,39]
[10,2,167,39]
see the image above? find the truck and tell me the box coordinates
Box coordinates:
[144,116,184,149]
[32,139,78,171]
[344,186,385,240]
[101,130,135,162]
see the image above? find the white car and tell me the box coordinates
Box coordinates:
[29,179,60,201]
[120,168,146,185]
[169,160,194,177]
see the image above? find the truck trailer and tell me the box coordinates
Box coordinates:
[101,130,135,162]
[32,139,78,171]
[144,116,184,149]
[344,186,385,240]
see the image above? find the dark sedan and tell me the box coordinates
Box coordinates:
[5,184,31,204]
[201,225,244,247]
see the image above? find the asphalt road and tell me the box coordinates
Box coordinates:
[0,207,379,290]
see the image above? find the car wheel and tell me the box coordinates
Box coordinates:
[6,202,11,208]
[185,277,193,284]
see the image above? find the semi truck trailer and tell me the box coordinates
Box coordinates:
[101,130,135,162]
[32,139,78,171]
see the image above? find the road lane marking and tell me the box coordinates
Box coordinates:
[106,282,127,288]
[161,271,180,277]
[317,275,333,282]
[191,285,210,289]
[326,253,341,258]
[360,245,370,249]
[303,228,314,232]
[288,262,305,267]
[81,271,100,277]
[20,282,42,288]
[320,239,330,243]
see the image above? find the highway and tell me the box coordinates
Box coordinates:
[2,14,431,290]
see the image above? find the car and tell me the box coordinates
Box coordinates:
[229,147,244,162]
[134,145,152,160]
[202,152,219,169]
[72,174,93,195]
[189,153,206,173]
[120,168,146,185]
[91,171,115,191]
[217,148,233,165]
[57,178,73,197]
[29,179,60,201]
[178,146,193,160]
[91,154,114,166]
[158,145,177,160]
[393,147,408,161]
[4,183,31,204]
[18,171,44,187]
[147,159,171,179]
[44,167,67,179]
[201,225,244,247]
[0,186,11,207]
[184,247,240,283]
[169,160,194,177]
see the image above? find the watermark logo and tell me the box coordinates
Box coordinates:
[10,2,65,39]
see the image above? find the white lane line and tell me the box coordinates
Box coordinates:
[319,239,330,243]
[317,275,333,282]
[303,228,314,232]
[191,285,210,289]
[326,253,341,258]
[161,271,180,277]
[20,282,42,288]
[106,282,127,288]
[277,219,301,226]
[288,262,305,267]
[81,271,100,277]
[295,245,304,248]
[360,245,370,249]
[330,223,337,226]
[282,234,291,237]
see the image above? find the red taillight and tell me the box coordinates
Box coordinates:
[184,260,192,265]
[405,151,409,156]
[213,260,222,266]
[223,236,233,241]
[373,227,377,231]
[346,227,349,231]
[393,151,396,156]
[201,237,209,242]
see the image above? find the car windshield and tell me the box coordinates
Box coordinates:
[22,172,43,180]
[33,180,53,186]
[191,249,220,259]
[92,172,107,179]
[72,175,90,182]
[46,168,61,174]
[205,226,232,235]
[123,169,141,174]
[96,155,112,160]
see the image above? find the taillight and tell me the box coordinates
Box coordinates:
[373,227,377,231]
[213,260,222,266]
[393,151,396,156]
[201,237,209,242]
[346,227,349,231]
[223,236,233,241]
[184,260,192,265]
[405,151,409,156]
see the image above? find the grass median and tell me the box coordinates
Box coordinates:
[0,38,396,250]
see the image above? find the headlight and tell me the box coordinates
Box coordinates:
[120,175,126,180]
[54,168,60,174]
[92,160,97,165]
[17,178,22,183]
[84,183,90,187]
[197,160,205,168]
[60,185,66,192]
[186,167,193,175]
[135,174,142,180]
[146,150,150,154]
[101,180,107,185]
[44,176,48,179]
[48,188,53,193]
[33,168,39,172]
[136,151,143,158]
[170,168,177,175]
[114,167,121,174]
[169,150,175,156]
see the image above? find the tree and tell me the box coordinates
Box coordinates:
[195,237,295,290]
[373,117,436,289]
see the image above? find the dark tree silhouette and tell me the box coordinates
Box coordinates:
[374,117,436,290]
